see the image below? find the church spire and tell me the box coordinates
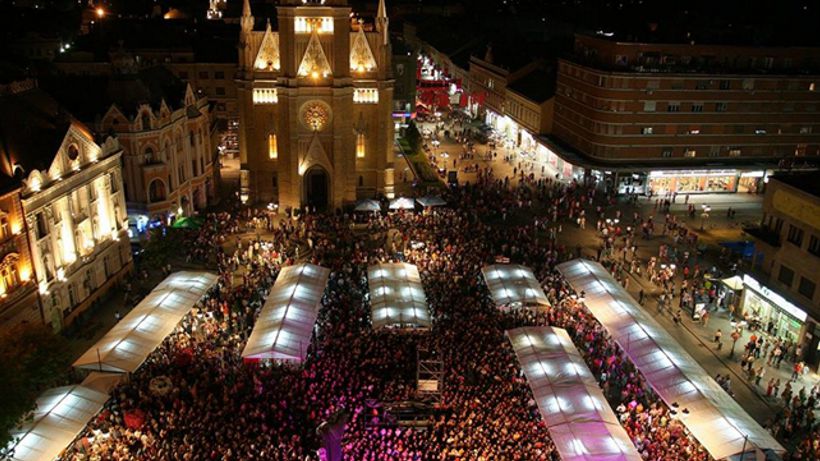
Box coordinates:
[241,0,254,34]
[376,0,389,45]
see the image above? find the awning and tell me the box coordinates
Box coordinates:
[416,196,447,207]
[6,385,110,461]
[557,259,785,461]
[354,199,382,212]
[722,276,744,291]
[242,263,330,362]
[368,263,431,329]
[389,197,416,210]
[73,271,218,373]
[482,264,550,310]
[507,327,642,461]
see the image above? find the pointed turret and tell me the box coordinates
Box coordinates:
[376,0,389,45]
[241,0,254,34]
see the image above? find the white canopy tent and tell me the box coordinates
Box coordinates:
[354,199,382,212]
[73,271,218,373]
[389,197,416,210]
[482,264,550,310]
[507,326,643,461]
[416,196,447,207]
[242,263,330,362]
[368,263,431,330]
[6,385,109,461]
[557,259,785,461]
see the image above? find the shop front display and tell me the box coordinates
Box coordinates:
[740,274,809,343]
[647,170,739,195]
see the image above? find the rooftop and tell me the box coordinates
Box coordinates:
[507,67,555,103]
[771,173,820,200]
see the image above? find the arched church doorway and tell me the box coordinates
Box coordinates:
[304,167,329,209]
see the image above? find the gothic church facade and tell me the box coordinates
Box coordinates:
[237,0,395,209]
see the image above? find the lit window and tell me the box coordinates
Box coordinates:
[268,133,278,159]
[353,88,379,104]
[755,129,767,135]
[294,17,333,34]
[809,82,815,92]
[641,127,653,135]
[684,149,697,158]
[356,133,366,158]
[689,129,701,135]
[253,88,278,104]
[728,149,741,157]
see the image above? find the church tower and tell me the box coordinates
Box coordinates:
[237,0,395,210]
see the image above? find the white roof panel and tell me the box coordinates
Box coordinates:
[482,264,550,309]
[557,259,785,460]
[368,263,430,329]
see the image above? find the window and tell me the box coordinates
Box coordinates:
[691,103,703,113]
[799,126,812,134]
[799,277,816,299]
[641,127,654,135]
[810,82,815,92]
[755,128,767,135]
[728,148,742,157]
[787,225,804,247]
[215,87,226,96]
[774,217,784,234]
[716,102,728,112]
[643,101,656,112]
[0,215,9,240]
[268,133,278,159]
[356,133,366,158]
[778,265,794,286]
[719,80,731,90]
[696,80,710,90]
[35,213,48,239]
[684,149,697,158]
[661,149,673,158]
[198,71,209,79]
[809,235,820,257]
[215,71,225,79]
[742,79,755,90]
[670,80,684,90]
[689,129,701,135]
[646,80,660,90]
[667,103,681,112]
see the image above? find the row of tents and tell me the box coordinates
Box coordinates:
[354,196,447,212]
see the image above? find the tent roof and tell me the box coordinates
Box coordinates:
[482,264,550,308]
[7,385,109,461]
[556,259,785,460]
[354,199,382,212]
[507,326,643,461]
[73,271,218,373]
[416,196,447,207]
[242,263,330,361]
[368,263,431,329]
[389,197,416,210]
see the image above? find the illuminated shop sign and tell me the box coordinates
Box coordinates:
[742,274,808,322]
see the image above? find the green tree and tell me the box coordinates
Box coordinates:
[405,121,422,154]
[0,323,72,447]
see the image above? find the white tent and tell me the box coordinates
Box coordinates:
[242,263,330,362]
[73,271,218,373]
[557,259,785,461]
[6,385,109,461]
[482,264,550,310]
[354,199,382,212]
[416,196,446,207]
[507,326,643,461]
[389,197,416,210]
[368,263,431,329]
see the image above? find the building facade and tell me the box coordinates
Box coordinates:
[93,74,214,232]
[0,82,133,331]
[237,0,396,209]
[745,174,820,368]
[0,184,40,328]
[552,34,820,193]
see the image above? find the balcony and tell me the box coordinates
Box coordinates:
[743,226,781,248]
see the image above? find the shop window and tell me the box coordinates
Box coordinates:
[778,265,794,287]
[809,235,820,257]
[716,102,728,112]
[798,277,816,299]
[643,101,656,112]
[787,225,804,247]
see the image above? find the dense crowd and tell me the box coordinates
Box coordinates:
[55,143,816,461]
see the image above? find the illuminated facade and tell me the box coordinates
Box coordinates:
[237,0,395,209]
[0,82,132,331]
[92,73,214,232]
[0,187,39,328]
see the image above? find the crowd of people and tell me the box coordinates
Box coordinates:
[54,127,818,461]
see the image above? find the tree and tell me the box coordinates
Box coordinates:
[404,121,422,154]
[0,323,72,447]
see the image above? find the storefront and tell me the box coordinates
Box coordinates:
[647,169,740,195]
[740,274,809,343]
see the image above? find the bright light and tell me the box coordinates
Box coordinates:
[96,7,105,18]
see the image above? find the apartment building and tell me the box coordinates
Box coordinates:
[744,173,820,368]
[552,34,820,193]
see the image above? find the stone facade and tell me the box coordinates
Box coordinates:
[21,132,132,331]
[237,0,395,209]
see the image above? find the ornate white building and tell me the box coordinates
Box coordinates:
[5,87,133,330]
[237,0,396,209]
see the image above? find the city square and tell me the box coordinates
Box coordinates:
[0,0,819,460]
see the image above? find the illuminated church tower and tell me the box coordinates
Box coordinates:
[237,0,395,209]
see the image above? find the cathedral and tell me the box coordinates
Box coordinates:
[237,0,395,210]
